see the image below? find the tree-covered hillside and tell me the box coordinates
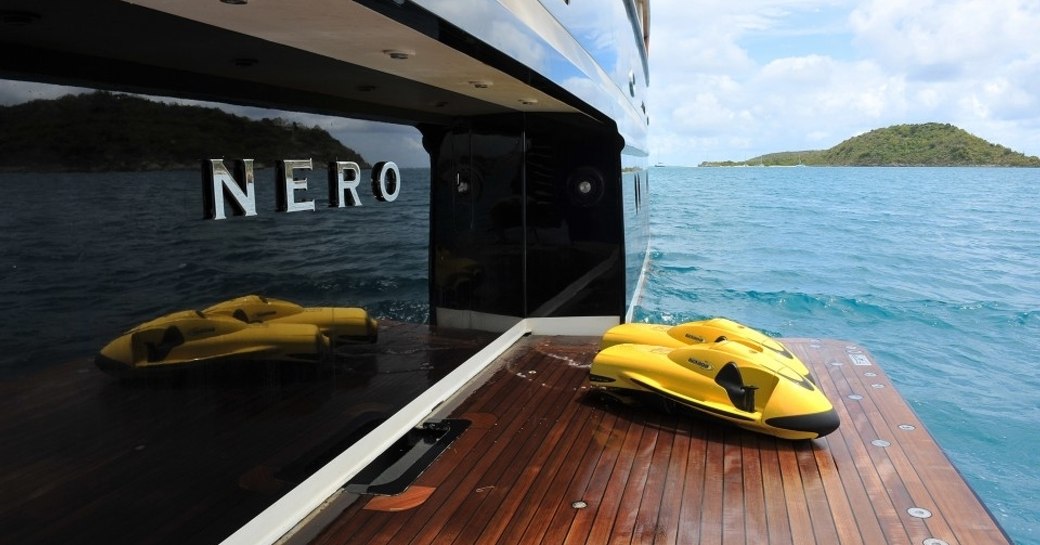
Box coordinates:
[0,91,369,172]
[700,123,1040,167]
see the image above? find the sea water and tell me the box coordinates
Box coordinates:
[1,166,1036,543]
[635,166,1039,545]
[0,169,432,378]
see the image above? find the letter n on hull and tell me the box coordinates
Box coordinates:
[202,159,257,220]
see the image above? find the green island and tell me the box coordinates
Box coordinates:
[700,123,1040,167]
[0,91,368,172]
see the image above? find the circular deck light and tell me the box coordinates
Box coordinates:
[383,49,413,60]
[908,507,933,519]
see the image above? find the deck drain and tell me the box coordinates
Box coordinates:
[871,439,891,448]
[864,372,877,377]
[923,539,949,545]
[848,394,863,400]
[899,424,916,431]
[572,500,588,509]
[871,383,885,389]
[908,507,933,519]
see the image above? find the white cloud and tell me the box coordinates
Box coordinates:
[649,0,1040,165]
[849,0,1040,80]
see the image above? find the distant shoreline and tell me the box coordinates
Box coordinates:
[697,122,1040,168]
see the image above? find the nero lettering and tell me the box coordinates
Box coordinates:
[202,159,401,220]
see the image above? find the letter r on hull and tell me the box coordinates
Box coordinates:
[329,161,362,207]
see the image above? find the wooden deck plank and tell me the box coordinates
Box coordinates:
[560,413,632,545]
[305,336,1011,545]
[676,423,708,545]
[351,352,575,545]
[490,398,601,545]
[776,440,817,545]
[531,408,618,545]
[583,411,648,545]
[630,414,675,545]
[722,434,747,545]
[756,434,794,545]
[839,373,940,545]
[834,345,993,545]
[823,362,906,544]
[649,417,690,545]
[437,356,584,545]
[607,422,659,545]
[739,433,767,545]
[807,342,914,545]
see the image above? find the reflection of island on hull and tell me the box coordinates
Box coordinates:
[95,295,378,377]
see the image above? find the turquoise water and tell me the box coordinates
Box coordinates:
[634,166,1039,545]
[2,166,1035,542]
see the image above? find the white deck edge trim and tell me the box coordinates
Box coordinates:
[220,319,531,545]
[527,315,619,336]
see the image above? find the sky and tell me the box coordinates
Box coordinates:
[648,0,1040,166]
[3,0,1038,168]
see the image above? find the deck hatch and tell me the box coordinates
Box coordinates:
[344,419,470,496]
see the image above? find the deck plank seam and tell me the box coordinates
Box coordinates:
[417,352,578,545]
[814,348,912,545]
[478,361,603,540]
[556,411,623,545]
[345,350,575,545]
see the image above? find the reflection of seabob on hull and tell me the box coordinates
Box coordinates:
[96,295,377,376]
[590,319,839,440]
[205,295,378,345]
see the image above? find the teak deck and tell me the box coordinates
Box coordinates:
[308,336,1011,545]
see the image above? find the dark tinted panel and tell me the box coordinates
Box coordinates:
[0,81,495,545]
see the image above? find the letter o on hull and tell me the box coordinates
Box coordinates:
[372,161,401,202]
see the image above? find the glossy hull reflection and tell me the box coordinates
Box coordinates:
[0,322,497,545]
